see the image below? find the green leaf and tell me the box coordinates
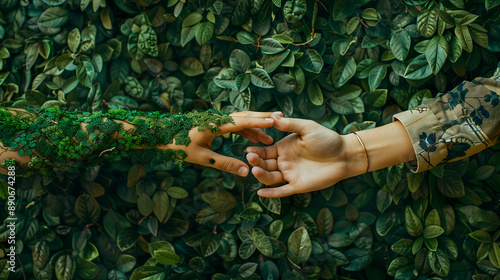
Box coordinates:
[486,0,500,10]
[229,88,252,111]
[404,54,433,80]
[38,7,71,27]
[425,35,449,74]
[489,242,500,268]
[260,38,285,55]
[330,97,354,114]
[283,0,307,23]
[331,56,357,88]
[76,257,99,280]
[317,208,334,237]
[117,227,139,251]
[196,22,214,46]
[273,73,297,94]
[428,250,450,276]
[201,189,237,212]
[333,0,354,20]
[231,0,251,26]
[236,31,258,44]
[469,230,492,243]
[200,234,221,257]
[436,170,465,198]
[307,81,323,106]
[180,57,204,77]
[458,205,500,231]
[67,28,81,53]
[262,50,290,73]
[366,89,388,108]
[455,24,473,53]
[166,187,188,199]
[288,227,311,264]
[469,23,489,48]
[405,205,423,236]
[182,12,203,28]
[391,239,413,255]
[408,89,432,109]
[214,68,238,88]
[412,237,424,254]
[55,254,76,280]
[75,194,100,224]
[138,193,153,216]
[229,49,251,73]
[76,60,95,88]
[417,5,438,38]
[300,49,323,74]
[391,29,411,61]
[152,190,170,223]
[250,228,273,257]
[425,237,438,252]
[423,225,445,239]
[448,36,462,63]
[239,262,258,278]
[368,65,387,91]
[239,238,256,259]
[408,172,425,193]
[130,266,165,280]
[289,66,305,94]
[149,241,175,256]
[250,68,274,88]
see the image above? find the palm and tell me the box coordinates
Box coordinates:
[247,117,349,197]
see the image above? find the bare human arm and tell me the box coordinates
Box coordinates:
[0,107,277,176]
[246,114,415,198]
[248,72,500,198]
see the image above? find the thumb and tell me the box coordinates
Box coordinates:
[271,113,315,135]
[199,149,249,176]
[257,184,295,198]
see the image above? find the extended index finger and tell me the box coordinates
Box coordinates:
[217,115,274,135]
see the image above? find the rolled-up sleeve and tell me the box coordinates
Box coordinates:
[393,73,500,173]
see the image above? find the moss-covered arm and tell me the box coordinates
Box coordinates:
[0,107,276,177]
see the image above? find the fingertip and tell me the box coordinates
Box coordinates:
[246,146,258,153]
[238,165,249,177]
[257,188,271,197]
[261,135,274,145]
[251,166,264,176]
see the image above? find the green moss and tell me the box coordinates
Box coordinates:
[0,107,233,176]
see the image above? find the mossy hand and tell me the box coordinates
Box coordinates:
[0,106,233,176]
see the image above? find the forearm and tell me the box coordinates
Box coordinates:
[343,121,416,178]
[0,107,232,176]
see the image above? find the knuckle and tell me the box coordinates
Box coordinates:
[222,160,236,172]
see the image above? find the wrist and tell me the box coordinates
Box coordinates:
[342,133,370,178]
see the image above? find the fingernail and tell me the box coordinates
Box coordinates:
[238,166,248,176]
[272,111,282,115]
[265,118,273,122]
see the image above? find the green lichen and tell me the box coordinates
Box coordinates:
[0,107,233,176]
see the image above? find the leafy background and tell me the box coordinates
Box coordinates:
[1,0,500,279]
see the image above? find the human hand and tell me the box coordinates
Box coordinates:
[164,111,279,176]
[246,113,367,198]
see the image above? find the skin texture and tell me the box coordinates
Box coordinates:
[0,110,279,176]
[246,112,416,198]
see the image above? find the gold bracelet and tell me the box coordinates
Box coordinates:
[353,132,369,174]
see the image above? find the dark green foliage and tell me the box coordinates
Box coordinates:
[1,0,500,279]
